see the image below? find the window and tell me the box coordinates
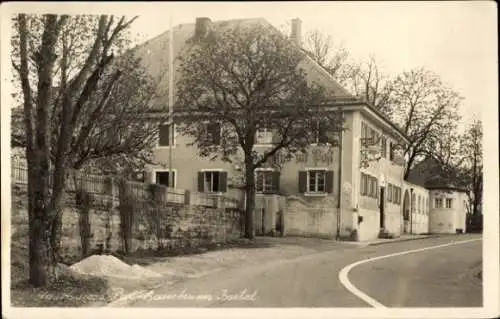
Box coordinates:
[446,198,453,209]
[411,194,416,213]
[387,184,393,203]
[360,173,377,198]
[155,170,176,188]
[425,198,429,214]
[360,173,368,196]
[370,128,378,144]
[299,169,333,194]
[361,122,376,145]
[435,198,443,208]
[198,170,228,193]
[361,122,368,140]
[314,120,329,144]
[371,177,378,198]
[256,127,273,144]
[204,122,221,145]
[389,141,394,161]
[255,169,280,194]
[381,137,387,158]
[309,170,326,193]
[158,123,175,147]
[418,196,422,214]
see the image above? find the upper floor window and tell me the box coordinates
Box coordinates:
[313,120,329,144]
[158,123,175,147]
[435,198,443,208]
[381,137,387,158]
[204,122,221,145]
[446,198,453,209]
[256,127,273,144]
[389,142,395,161]
[255,169,280,194]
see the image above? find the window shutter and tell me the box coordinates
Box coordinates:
[197,172,204,192]
[272,171,281,193]
[326,170,334,193]
[298,171,307,193]
[159,124,170,146]
[219,171,228,192]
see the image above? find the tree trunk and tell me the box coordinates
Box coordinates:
[50,212,63,262]
[29,216,53,287]
[244,158,255,239]
[29,159,54,286]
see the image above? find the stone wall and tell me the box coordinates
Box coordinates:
[11,185,243,262]
[283,195,337,238]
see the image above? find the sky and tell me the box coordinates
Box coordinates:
[124,1,497,129]
[1,1,497,128]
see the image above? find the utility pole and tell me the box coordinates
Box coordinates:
[168,17,174,190]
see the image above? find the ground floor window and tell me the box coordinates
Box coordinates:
[198,170,228,193]
[155,170,176,188]
[299,169,334,194]
[255,169,280,193]
[360,173,378,198]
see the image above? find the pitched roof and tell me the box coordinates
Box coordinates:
[407,157,467,192]
[130,17,355,110]
[131,17,409,143]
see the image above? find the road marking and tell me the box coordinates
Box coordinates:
[338,237,482,308]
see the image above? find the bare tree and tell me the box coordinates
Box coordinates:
[386,67,463,180]
[302,31,392,114]
[344,55,393,114]
[176,23,344,239]
[458,119,483,216]
[303,30,350,84]
[11,14,149,287]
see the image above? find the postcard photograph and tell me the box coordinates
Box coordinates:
[1,1,498,319]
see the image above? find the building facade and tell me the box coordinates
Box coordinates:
[135,17,467,241]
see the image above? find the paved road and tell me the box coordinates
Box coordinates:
[120,234,482,308]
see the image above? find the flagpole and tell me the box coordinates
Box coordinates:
[168,17,174,190]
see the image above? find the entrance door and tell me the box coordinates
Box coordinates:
[379,187,385,229]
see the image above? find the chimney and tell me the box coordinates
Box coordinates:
[290,18,302,46]
[195,17,212,39]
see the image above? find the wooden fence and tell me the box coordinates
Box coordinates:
[11,163,240,209]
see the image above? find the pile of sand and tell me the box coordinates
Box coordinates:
[69,255,162,280]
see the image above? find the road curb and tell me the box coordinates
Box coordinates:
[366,235,435,246]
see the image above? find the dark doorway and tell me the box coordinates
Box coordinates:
[379,186,385,229]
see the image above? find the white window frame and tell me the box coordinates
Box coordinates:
[152,168,177,188]
[200,168,226,194]
[255,127,273,146]
[304,167,328,196]
[311,120,330,146]
[435,198,443,209]
[255,168,275,193]
[156,122,177,149]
